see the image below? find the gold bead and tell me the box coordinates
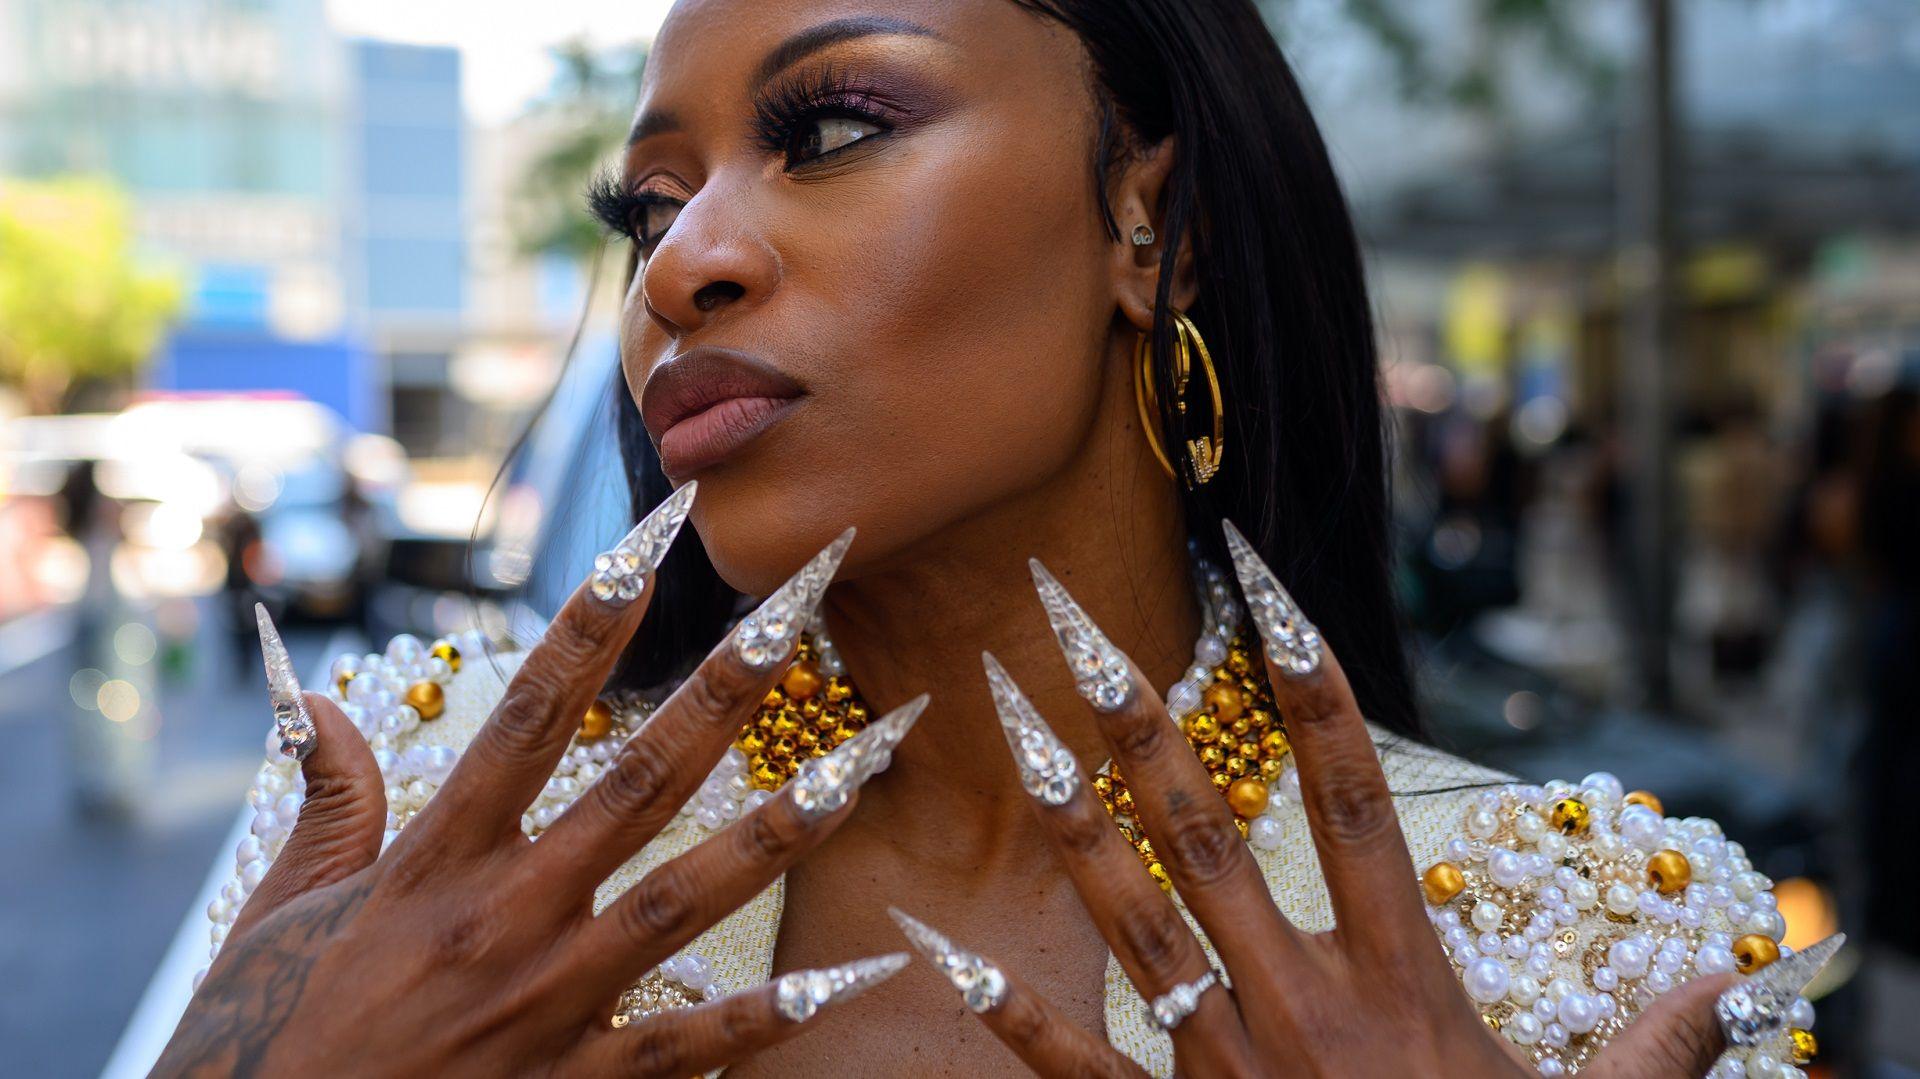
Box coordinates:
[1186,713,1221,743]
[796,729,820,750]
[1482,1012,1502,1033]
[1199,744,1226,769]
[1203,682,1245,722]
[1259,757,1285,781]
[781,661,823,700]
[1235,817,1249,838]
[799,698,824,720]
[1230,716,1252,737]
[1733,934,1780,973]
[1147,861,1172,891]
[1624,790,1664,815]
[846,703,868,724]
[430,640,461,672]
[825,677,852,703]
[1647,850,1691,894]
[831,724,860,744]
[1260,729,1290,759]
[1226,648,1250,674]
[1092,775,1114,799]
[1225,756,1250,777]
[738,730,766,754]
[580,698,613,739]
[405,680,446,721]
[751,764,782,789]
[1422,861,1466,905]
[771,713,800,738]
[1236,740,1260,761]
[1788,1027,1817,1065]
[1226,777,1270,818]
[1210,772,1232,792]
[761,689,784,709]
[335,670,355,696]
[1115,787,1136,814]
[1549,797,1591,836]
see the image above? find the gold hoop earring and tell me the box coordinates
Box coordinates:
[1134,309,1226,487]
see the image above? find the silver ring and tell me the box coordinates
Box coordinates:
[1145,969,1220,1032]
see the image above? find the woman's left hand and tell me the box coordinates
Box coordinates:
[894,527,1736,1078]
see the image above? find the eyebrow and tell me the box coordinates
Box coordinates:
[626,15,945,147]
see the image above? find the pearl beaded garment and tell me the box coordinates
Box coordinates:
[205,625,1819,1078]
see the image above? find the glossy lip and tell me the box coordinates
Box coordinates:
[641,345,806,478]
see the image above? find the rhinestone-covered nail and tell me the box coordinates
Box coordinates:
[982,653,1079,806]
[774,952,910,1023]
[1716,933,1843,1048]
[255,603,315,761]
[788,694,927,820]
[1027,559,1134,712]
[734,527,854,670]
[1221,520,1322,677]
[590,482,698,606]
[888,908,1008,1014]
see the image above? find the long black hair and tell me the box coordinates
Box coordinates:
[605,0,1421,738]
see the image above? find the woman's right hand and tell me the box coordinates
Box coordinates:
[156,500,919,1078]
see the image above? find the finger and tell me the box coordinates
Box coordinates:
[231,692,384,939]
[983,653,1255,1071]
[1223,521,1433,960]
[1028,562,1299,975]
[424,485,696,845]
[1584,972,1735,1079]
[890,909,1150,1079]
[564,697,922,994]
[562,953,909,1079]
[528,528,853,892]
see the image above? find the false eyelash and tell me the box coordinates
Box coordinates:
[585,169,674,246]
[748,63,897,161]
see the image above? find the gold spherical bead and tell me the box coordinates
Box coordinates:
[738,730,766,754]
[1422,861,1466,905]
[335,671,355,697]
[1647,850,1692,894]
[580,698,613,739]
[430,640,461,672]
[761,689,784,709]
[1226,777,1270,818]
[1225,756,1250,777]
[1187,713,1221,743]
[1259,757,1286,781]
[771,714,800,737]
[781,661,823,700]
[1624,790,1664,815]
[1226,648,1250,674]
[750,764,781,789]
[1199,744,1226,769]
[1733,934,1781,973]
[405,680,446,721]
[1260,729,1291,759]
[1092,775,1114,799]
[824,677,852,703]
[1210,772,1233,792]
[1115,787,1136,814]
[1549,797,1591,836]
[1788,1027,1817,1065]
[1203,682,1245,722]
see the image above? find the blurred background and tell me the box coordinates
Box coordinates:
[0,0,1914,1074]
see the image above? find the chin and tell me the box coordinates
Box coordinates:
[680,437,875,597]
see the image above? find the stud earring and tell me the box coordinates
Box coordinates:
[1130,223,1155,247]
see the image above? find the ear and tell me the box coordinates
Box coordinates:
[1109,134,1198,334]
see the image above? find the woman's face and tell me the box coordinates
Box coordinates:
[614,0,1153,592]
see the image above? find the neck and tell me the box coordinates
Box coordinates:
[819,407,1198,873]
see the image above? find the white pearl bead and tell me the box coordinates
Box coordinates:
[1567,879,1599,910]
[1559,992,1602,1034]
[1605,882,1640,916]
[1509,974,1542,1005]
[1471,900,1504,933]
[1508,1012,1543,1045]
[1489,850,1528,888]
[1466,809,1499,839]
[1248,815,1284,850]
[1463,957,1511,1003]
[1609,937,1651,978]
[1515,812,1546,842]
[1538,1057,1565,1077]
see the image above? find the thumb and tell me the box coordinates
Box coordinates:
[229,691,385,940]
[1587,972,1738,1079]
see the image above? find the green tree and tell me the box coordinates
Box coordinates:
[511,39,649,261]
[0,176,184,413]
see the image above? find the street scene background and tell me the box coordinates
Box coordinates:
[1,0,1916,1074]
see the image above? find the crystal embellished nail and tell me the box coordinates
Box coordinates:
[1221,520,1323,678]
[590,482,698,606]
[734,527,854,670]
[788,694,927,819]
[888,908,1009,1014]
[982,652,1080,806]
[1027,559,1134,712]
[1716,933,1843,1048]
[774,952,911,1023]
[255,603,315,761]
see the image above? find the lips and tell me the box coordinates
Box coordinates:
[641,345,805,477]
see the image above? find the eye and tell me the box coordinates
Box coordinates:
[586,172,684,254]
[630,197,682,251]
[792,114,883,163]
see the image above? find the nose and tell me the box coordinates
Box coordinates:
[638,184,776,338]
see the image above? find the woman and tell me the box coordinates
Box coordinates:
[160,1,1832,1075]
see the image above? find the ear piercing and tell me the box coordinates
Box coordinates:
[1130,223,1156,247]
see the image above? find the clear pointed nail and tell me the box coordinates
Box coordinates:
[1715,933,1844,1048]
[888,908,1008,1014]
[982,653,1080,806]
[788,694,927,820]
[256,603,315,761]
[590,481,698,606]
[1027,559,1134,712]
[734,527,854,671]
[774,951,911,1023]
[1221,520,1322,678]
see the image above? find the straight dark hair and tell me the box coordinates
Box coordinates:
[604,0,1421,738]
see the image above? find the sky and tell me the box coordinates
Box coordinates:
[325,0,677,123]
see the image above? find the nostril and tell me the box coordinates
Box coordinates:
[692,281,744,313]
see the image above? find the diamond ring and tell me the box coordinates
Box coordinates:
[1145,969,1221,1032]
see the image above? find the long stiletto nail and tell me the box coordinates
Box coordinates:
[775,952,911,1023]
[982,652,1079,805]
[590,481,698,606]
[789,694,927,819]
[1027,558,1133,712]
[888,908,1008,1014]
[734,527,855,670]
[1221,520,1322,677]
[1716,933,1844,1048]
[256,603,315,761]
